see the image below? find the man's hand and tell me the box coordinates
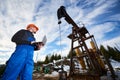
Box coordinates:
[31,41,44,50]
[31,41,36,44]
[37,43,43,50]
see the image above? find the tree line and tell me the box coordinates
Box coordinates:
[36,45,120,65]
[36,53,62,65]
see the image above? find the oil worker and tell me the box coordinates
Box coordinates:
[1,24,43,80]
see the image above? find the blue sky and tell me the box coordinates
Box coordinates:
[0,0,120,64]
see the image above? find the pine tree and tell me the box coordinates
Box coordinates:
[58,54,61,60]
[44,55,49,64]
[100,45,110,59]
[54,54,58,60]
[114,47,120,62]
[67,50,76,58]
[107,46,120,61]
[100,45,120,62]
[50,54,55,62]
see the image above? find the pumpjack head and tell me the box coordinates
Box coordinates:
[57,6,66,24]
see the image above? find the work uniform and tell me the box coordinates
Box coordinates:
[1,29,36,80]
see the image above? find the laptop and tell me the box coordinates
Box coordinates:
[42,35,47,45]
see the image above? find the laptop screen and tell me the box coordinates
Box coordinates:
[42,35,47,45]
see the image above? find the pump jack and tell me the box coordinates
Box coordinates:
[57,6,116,80]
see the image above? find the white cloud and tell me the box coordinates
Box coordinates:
[108,14,120,21]
[74,0,118,26]
[0,51,13,64]
[102,36,120,48]
[85,4,107,19]
[89,22,116,39]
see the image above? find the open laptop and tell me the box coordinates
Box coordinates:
[42,35,47,45]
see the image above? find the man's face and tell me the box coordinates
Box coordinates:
[32,27,37,34]
[28,27,38,34]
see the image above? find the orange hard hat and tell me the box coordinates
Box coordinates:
[26,24,39,31]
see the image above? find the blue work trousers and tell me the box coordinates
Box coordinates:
[1,45,34,80]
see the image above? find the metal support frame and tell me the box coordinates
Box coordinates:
[57,6,116,80]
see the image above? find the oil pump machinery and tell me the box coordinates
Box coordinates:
[57,6,116,80]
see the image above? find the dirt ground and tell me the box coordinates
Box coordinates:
[32,71,120,80]
[32,73,59,80]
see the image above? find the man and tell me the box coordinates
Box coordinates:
[1,24,43,80]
